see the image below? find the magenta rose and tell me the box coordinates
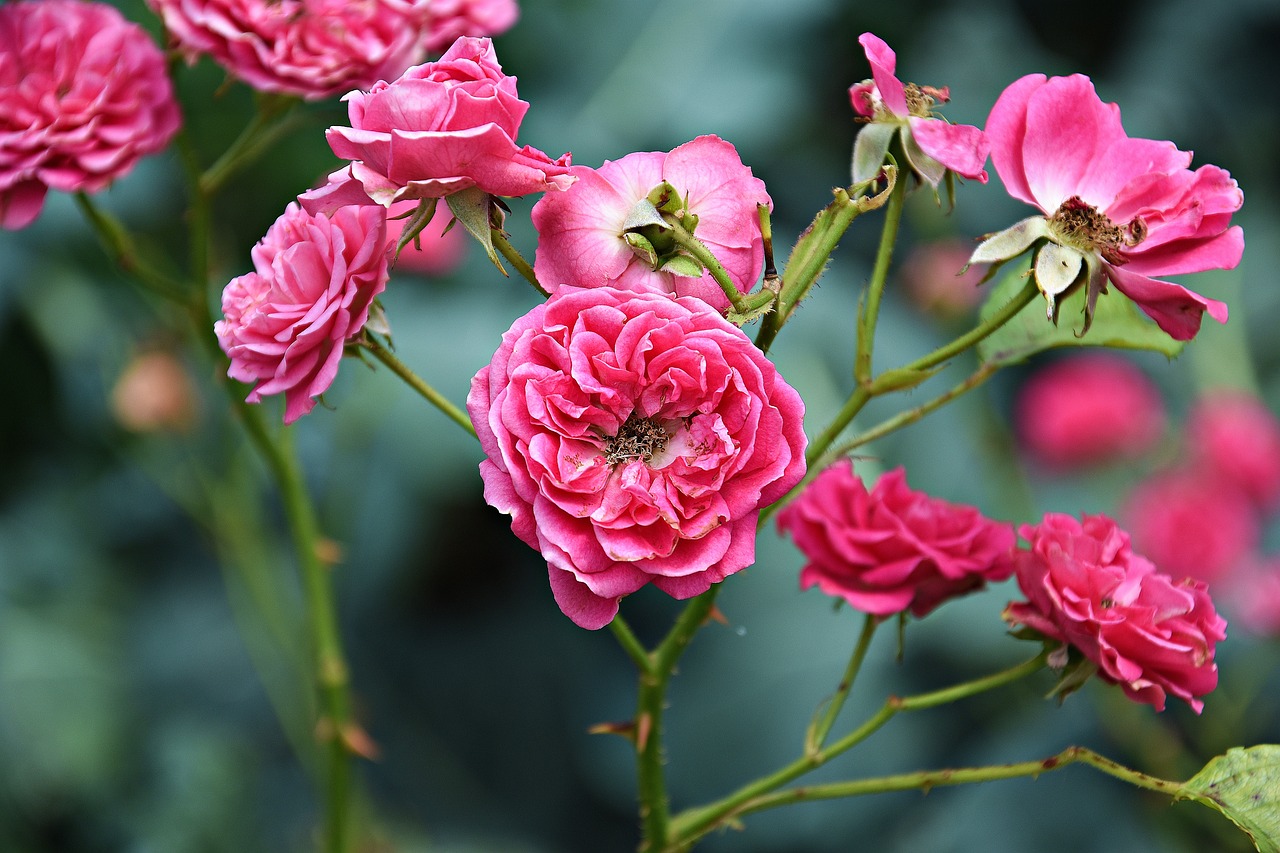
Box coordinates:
[0,0,181,229]
[424,0,519,53]
[325,36,574,204]
[777,463,1016,618]
[215,202,389,424]
[530,135,772,312]
[1187,390,1280,510]
[467,286,807,629]
[1006,513,1226,713]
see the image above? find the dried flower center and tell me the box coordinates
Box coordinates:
[604,413,670,466]
[903,82,948,118]
[1049,196,1146,263]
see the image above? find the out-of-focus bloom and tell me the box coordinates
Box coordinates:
[531,135,771,312]
[1006,513,1226,713]
[424,0,518,53]
[777,463,1016,618]
[326,37,573,204]
[1014,354,1165,470]
[215,202,389,424]
[1222,556,1280,637]
[1187,390,1280,510]
[1122,468,1258,585]
[386,201,467,275]
[0,0,181,229]
[147,0,433,100]
[849,32,989,188]
[898,239,987,320]
[111,350,199,433]
[970,74,1243,341]
[467,286,807,629]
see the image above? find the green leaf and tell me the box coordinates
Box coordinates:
[976,259,1184,367]
[1184,745,1280,852]
[445,187,505,275]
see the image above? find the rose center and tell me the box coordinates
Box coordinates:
[1049,196,1146,263]
[604,413,670,466]
[903,82,947,118]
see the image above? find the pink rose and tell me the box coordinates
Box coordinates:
[778,463,1016,617]
[1187,390,1280,509]
[972,74,1243,340]
[424,0,519,53]
[1014,354,1165,470]
[849,33,989,187]
[146,0,432,100]
[467,286,807,629]
[898,239,987,320]
[0,0,181,229]
[1221,556,1280,637]
[1006,513,1226,713]
[326,36,574,204]
[215,202,389,424]
[530,135,772,312]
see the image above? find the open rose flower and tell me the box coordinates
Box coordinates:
[1,0,181,229]
[530,135,771,312]
[468,286,807,629]
[325,36,574,204]
[1187,390,1280,510]
[215,201,389,424]
[424,0,519,53]
[969,74,1243,340]
[1006,513,1226,713]
[849,32,989,188]
[777,463,1016,618]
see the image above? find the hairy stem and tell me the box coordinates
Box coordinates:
[854,172,907,383]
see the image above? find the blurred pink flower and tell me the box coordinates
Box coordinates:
[1006,513,1225,713]
[777,463,1016,618]
[326,36,573,204]
[424,0,519,53]
[1187,390,1280,510]
[531,135,772,312]
[1221,556,1280,637]
[386,201,467,275]
[1015,354,1165,470]
[972,74,1243,340]
[467,286,807,629]
[216,202,389,424]
[0,0,181,229]
[849,32,989,188]
[899,240,989,320]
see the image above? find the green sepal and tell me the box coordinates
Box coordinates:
[725,298,774,327]
[391,198,438,266]
[659,253,704,279]
[623,232,659,268]
[446,187,505,275]
[645,181,684,216]
[851,121,896,186]
[623,198,670,232]
[1184,745,1280,852]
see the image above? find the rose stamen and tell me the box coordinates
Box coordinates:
[604,413,670,465]
[1049,196,1146,264]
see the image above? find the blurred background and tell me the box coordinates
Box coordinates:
[3,0,1280,850]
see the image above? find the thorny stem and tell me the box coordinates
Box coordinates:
[359,335,478,439]
[663,213,751,315]
[491,228,548,297]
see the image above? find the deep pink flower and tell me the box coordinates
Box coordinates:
[777,463,1016,618]
[1006,513,1226,712]
[326,37,573,204]
[849,32,989,188]
[971,74,1243,340]
[215,202,389,424]
[1015,354,1165,470]
[0,0,181,229]
[467,286,807,629]
[424,0,518,53]
[1187,390,1280,509]
[147,0,432,101]
[530,135,772,312]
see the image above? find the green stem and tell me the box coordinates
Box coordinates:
[854,172,907,383]
[898,278,1040,374]
[74,193,185,298]
[360,336,478,439]
[806,614,878,753]
[201,93,302,196]
[491,228,548,297]
[804,385,872,470]
[663,214,750,314]
[609,614,653,676]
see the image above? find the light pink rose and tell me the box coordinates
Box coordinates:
[777,463,1015,618]
[0,0,181,229]
[530,135,772,312]
[973,74,1243,340]
[146,0,432,101]
[1006,513,1226,713]
[215,202,389,424]
[467,286,807,629]
[1014,354,1165,470]
[849,32,989,187]
[326,36,573,204]
[424,0,519,53]
[1187,390,1280,510]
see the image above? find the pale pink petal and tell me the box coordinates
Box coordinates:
[1021,75,1124,212]
[985,73,1049,208]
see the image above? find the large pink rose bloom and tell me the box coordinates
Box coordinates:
[424,0,519,53]
[531,135,772,312]
[326,36,574,204]
[0,0,181,229]
[216,202,389,424]
[777,463,1015,618]
[1006,513,1226,713]
[1187,390,1280,510]
[468,286,807,629]
[973,74,1243,340]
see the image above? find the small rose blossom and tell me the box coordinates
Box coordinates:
[1221,556,1280,637]
[970,74,1243,340]
[1187,390,1280,509]
[215,202,389,424]
[467,286,807,629]
[424,0,519,53]
[326,36,574,204]
[0,0,181,229]
[531,135,772,312]
[777,463,1016,618]
[899,239,989,320]
[111,350,199,433]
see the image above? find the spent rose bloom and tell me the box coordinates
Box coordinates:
[530,135,772,312]
[424,0,519,53]
[777,463,1016,618]
[970,74,1243,340]
[1187,390,1280,509]
[0,0,181,229]
[216,202,389,424]
[325,36,574,205]
[849,32,989,188]
[1006,513,1226,713]
[467,286,807,629]
[1014,354,1165,470]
